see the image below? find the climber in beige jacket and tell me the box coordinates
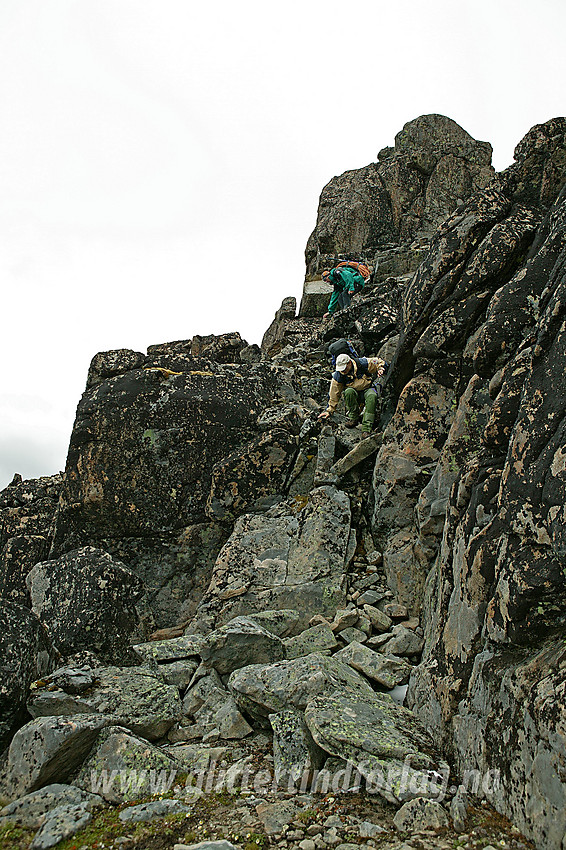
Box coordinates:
[319,353,387,437]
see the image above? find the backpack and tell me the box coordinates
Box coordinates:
[327,338,359,367]
[336,261,371,283]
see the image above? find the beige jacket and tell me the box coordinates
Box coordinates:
[326,357,387,414]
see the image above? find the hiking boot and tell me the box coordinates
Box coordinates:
[345,418,359,428]
[360,431,372,439]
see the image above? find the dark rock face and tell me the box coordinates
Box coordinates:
[378,118,566,848]
[54,360,284,545]
[305,114,494,277]
[0,601,56,753]
[261,297,323,358]
[190,332,248,363]
[0,474,63,606]
[26,547,147,663]
[206,428,298,521]
[92,523,229,628]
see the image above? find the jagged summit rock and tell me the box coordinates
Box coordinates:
[304,113,495,281]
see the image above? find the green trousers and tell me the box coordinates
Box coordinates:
[344,387,379,432]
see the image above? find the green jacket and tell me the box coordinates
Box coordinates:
[327,267,365,314]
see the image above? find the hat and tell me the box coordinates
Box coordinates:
[335,354,351,372]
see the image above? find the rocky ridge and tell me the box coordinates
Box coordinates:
[1,114,566,850]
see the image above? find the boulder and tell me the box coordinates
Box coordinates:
[304,693,447,804]
[1,715,111,800]
[30,803,93,849]
[190,486,352,632]
[199,617,286,675]
[180,668,252,741]
[363,604,393,632]
[73,726,179,803]
[245,609,301,638]
[284,623,338,659]
[132,634,204,688]
[26,547,146,663]
[27,665,182,741]
[255,800,298,835]
[228,653,374,724]
[162,742,229,773]
[0,783,103,829]
[85,348,146,389]
[380,626,424,658]
[119,797,191,823]
[51,357,288,545]
[330,609,359,633]
[393,796,450,832]
[333,642,411,688]
[190,332,247,363]
[269,709,326,786]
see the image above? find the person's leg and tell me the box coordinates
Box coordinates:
[343,387,360,424]
[336,290,351,311]
[361,388,379,432]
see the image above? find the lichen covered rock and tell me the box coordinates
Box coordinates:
[26,547,146,663]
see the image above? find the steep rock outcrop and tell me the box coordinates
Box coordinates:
[380,118,566,848]
[305,114,494,277]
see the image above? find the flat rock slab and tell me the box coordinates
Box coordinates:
[2,714,111,801]
[30,802,92,850]
[174,842,238,850]
[27,665,182,741]
[228,653,374,723]
[132,633,204,680]
[304,693,448,804]
[119,798,191,823]
[330,433,383,478]
[0,783,103,829]
[199,617,285,675]
[284,623,338,659]
[333,641,412,687]
[162,744,229,772]
[73,726,180,803]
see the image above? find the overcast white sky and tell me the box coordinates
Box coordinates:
[1,0,564,490]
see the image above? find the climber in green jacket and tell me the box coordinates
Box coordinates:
[322,266,366,318]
